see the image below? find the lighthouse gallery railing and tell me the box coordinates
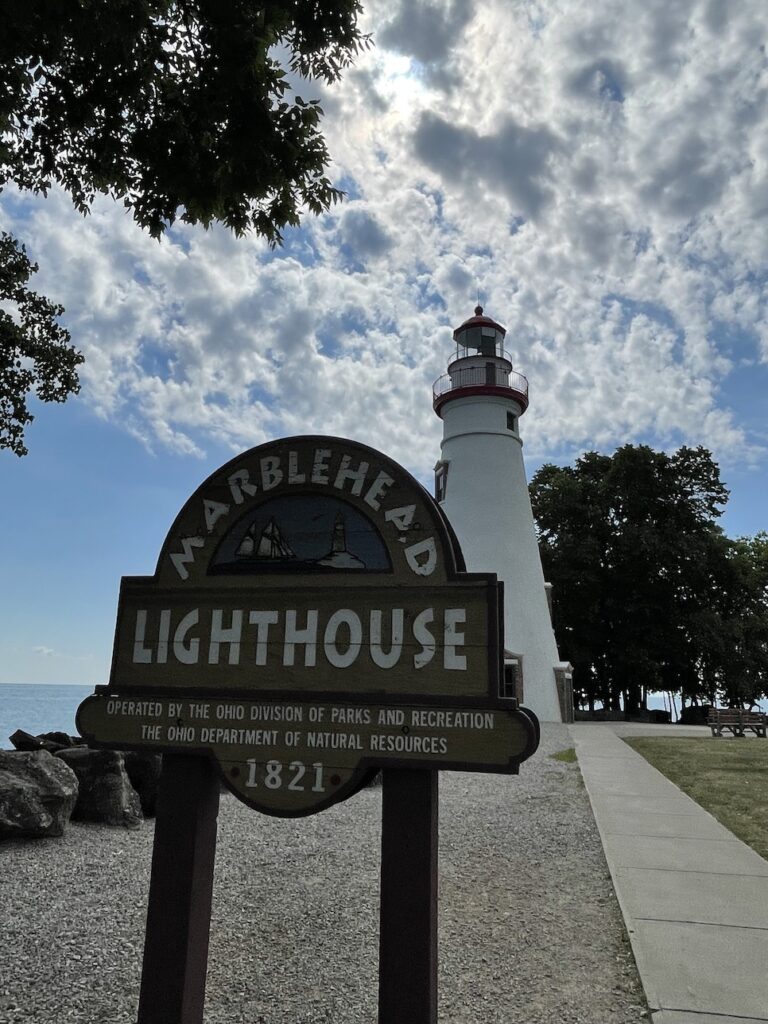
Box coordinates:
[432,366,529,401]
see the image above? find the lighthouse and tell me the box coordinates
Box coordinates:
[432,306,571,723]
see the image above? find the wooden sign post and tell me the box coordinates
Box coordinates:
[76,436,539,1023]
[137,755,220,1024]
[379,768,438,1023]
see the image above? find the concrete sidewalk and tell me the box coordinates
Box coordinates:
[570,722,768,1024]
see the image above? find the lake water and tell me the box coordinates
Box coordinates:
[0,683,93,749]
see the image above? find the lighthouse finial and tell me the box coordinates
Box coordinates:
[474,304,483,316]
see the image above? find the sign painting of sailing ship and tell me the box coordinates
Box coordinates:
[236,517,295,560]
[211,495,390,574]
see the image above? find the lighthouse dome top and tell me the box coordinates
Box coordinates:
[452,305,507,343]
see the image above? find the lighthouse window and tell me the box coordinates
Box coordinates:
[507,412,517,432]
[434,461,449,502]
[503,657,524,701]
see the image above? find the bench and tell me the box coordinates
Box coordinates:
[708,708,767,738]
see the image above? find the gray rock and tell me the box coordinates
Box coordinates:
[38,731,81,750]
[123,751,162,817]
[0,750,79,839]
[55,748,143,828]
[10,729,82,753]
[9,729,52,752]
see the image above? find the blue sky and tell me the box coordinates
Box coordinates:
[2,0,768,686]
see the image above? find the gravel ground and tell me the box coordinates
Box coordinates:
[0,724,648,1023]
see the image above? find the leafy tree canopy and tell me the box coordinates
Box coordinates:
[1,0,368,454]
[1,0,368,239]
[0,232,83,455]
[530,444,767,713]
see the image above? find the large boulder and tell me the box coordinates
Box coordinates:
[123,751,162,817]
[9,729,55,752]
[0,750,79,839]
[55,749,142,828]
[10,730,81,753]
[39,731,80,750]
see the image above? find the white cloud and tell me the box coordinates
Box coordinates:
[3,0,768,481]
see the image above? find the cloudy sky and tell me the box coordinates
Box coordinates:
[2,0,767,686]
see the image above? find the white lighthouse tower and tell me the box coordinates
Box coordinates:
[433,306,570,723]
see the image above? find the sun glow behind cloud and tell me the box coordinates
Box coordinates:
[374,52,424,113]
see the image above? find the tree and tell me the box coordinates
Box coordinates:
[529,444,751,715]
[0,232,83,455]
[699,533,768,707]
[528,453,614,711]
[0,0,369,453]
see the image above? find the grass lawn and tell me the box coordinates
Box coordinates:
[549,747,577,763]
[624,737,768,861]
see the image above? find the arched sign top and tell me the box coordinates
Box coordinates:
[154,435,464,588]
[105,434,494,703]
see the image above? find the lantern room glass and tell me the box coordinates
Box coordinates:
[455,325,504,361]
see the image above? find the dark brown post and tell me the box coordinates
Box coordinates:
[378,769,438,1024]
[137,754,221,1024]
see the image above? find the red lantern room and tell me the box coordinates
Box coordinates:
[432,306,529,417]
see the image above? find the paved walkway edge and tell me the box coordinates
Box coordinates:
[569,723,768,1024]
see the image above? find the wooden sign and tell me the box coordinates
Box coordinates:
[78,436,538,816]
